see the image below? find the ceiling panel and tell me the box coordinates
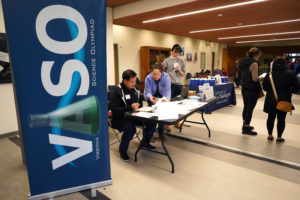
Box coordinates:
[113,0,300,46]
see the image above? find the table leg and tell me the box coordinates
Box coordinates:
[179,118,187,133]
[201,111,211,137]
[161,127,175,173]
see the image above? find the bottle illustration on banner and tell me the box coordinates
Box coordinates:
[28,96,100,134]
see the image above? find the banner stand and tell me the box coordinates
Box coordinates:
[2,0,112,199]
[28,180,112,200]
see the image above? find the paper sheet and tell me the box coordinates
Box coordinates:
[133,112,156,118]
[259,73,267,79]
[156,102,178,120]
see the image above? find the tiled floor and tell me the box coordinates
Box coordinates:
[1,83,300,200]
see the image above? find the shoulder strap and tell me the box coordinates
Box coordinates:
[269,73,278,101]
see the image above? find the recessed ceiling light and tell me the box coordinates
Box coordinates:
[218,13,223,17]
[237,22,244,26]
[218,31,300,40]
[190,18,300,33]
[236,37,300,44]
[143,0,266,23]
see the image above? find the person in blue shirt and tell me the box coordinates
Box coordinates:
[144,64,171,103]
[144,64,171,138]
[293,59,299,73]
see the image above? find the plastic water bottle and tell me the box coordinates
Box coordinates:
[198,85,205,101]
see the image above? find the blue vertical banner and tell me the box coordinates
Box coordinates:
[1,0,111,199]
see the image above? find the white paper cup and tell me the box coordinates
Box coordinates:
[174,62,179,69]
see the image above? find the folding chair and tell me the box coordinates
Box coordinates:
[108,111,141,145]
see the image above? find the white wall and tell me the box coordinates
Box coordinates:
[113,25,227,82]
[106,7,115,85]
[0,1,6,33]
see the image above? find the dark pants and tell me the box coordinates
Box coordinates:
[267,111,287,138]
[147,100,164,134]
[119,119,156,153]
[242,88,259,125]
[235,77,240,87]
[171,84,182,99]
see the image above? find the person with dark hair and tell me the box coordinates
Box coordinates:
[263,58,300,143]
[238,47,263,135]
[109,69,156,161]
[162,44,185,99]
[144,64,171,104]
[144,64,171,139]
[205,69,211,75]
[200,69,206,75]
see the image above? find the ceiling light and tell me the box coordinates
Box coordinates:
[218,13,223,17]
[236,37,300,44]
[190,18,300,33]
[237,22,244,26]
[218,31,300,40]
[142,0,266,23]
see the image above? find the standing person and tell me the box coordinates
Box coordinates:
[293,59,299,73]
[110,69,157,161]
[144,64,171,139]
[234,58,240,88]
[162,44,185,99]
[162,44,185,129]
[238,47,263,135]
[263,58,300,143]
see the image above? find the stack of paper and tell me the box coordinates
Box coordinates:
[156,102,178,120]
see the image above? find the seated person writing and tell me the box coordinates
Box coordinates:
[144,64,171,137]
[110,69,156,161]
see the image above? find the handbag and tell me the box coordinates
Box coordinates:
[269,73,293,114]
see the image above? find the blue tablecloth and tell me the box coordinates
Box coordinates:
[190,82,236,113]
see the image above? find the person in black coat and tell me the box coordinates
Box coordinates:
[263,57,300,143]
[109,69,156,161]
[238,47,263,135]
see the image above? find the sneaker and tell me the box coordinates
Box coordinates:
[140,143,156,151]
[276,138,285,143]
[242,126,257,135]
[267,136,274,141]
[119,151,130,162]
[242,125,254,130]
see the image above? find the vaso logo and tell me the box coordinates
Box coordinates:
[36,5,89,96]
[35,5,93,170]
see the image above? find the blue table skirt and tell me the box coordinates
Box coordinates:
[189,82,236,113]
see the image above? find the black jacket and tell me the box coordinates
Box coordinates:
[109,84,143,131]
[263,66,300,114]
[238,58,261,91]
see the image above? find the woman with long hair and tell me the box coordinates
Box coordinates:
[263,57,300,143]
